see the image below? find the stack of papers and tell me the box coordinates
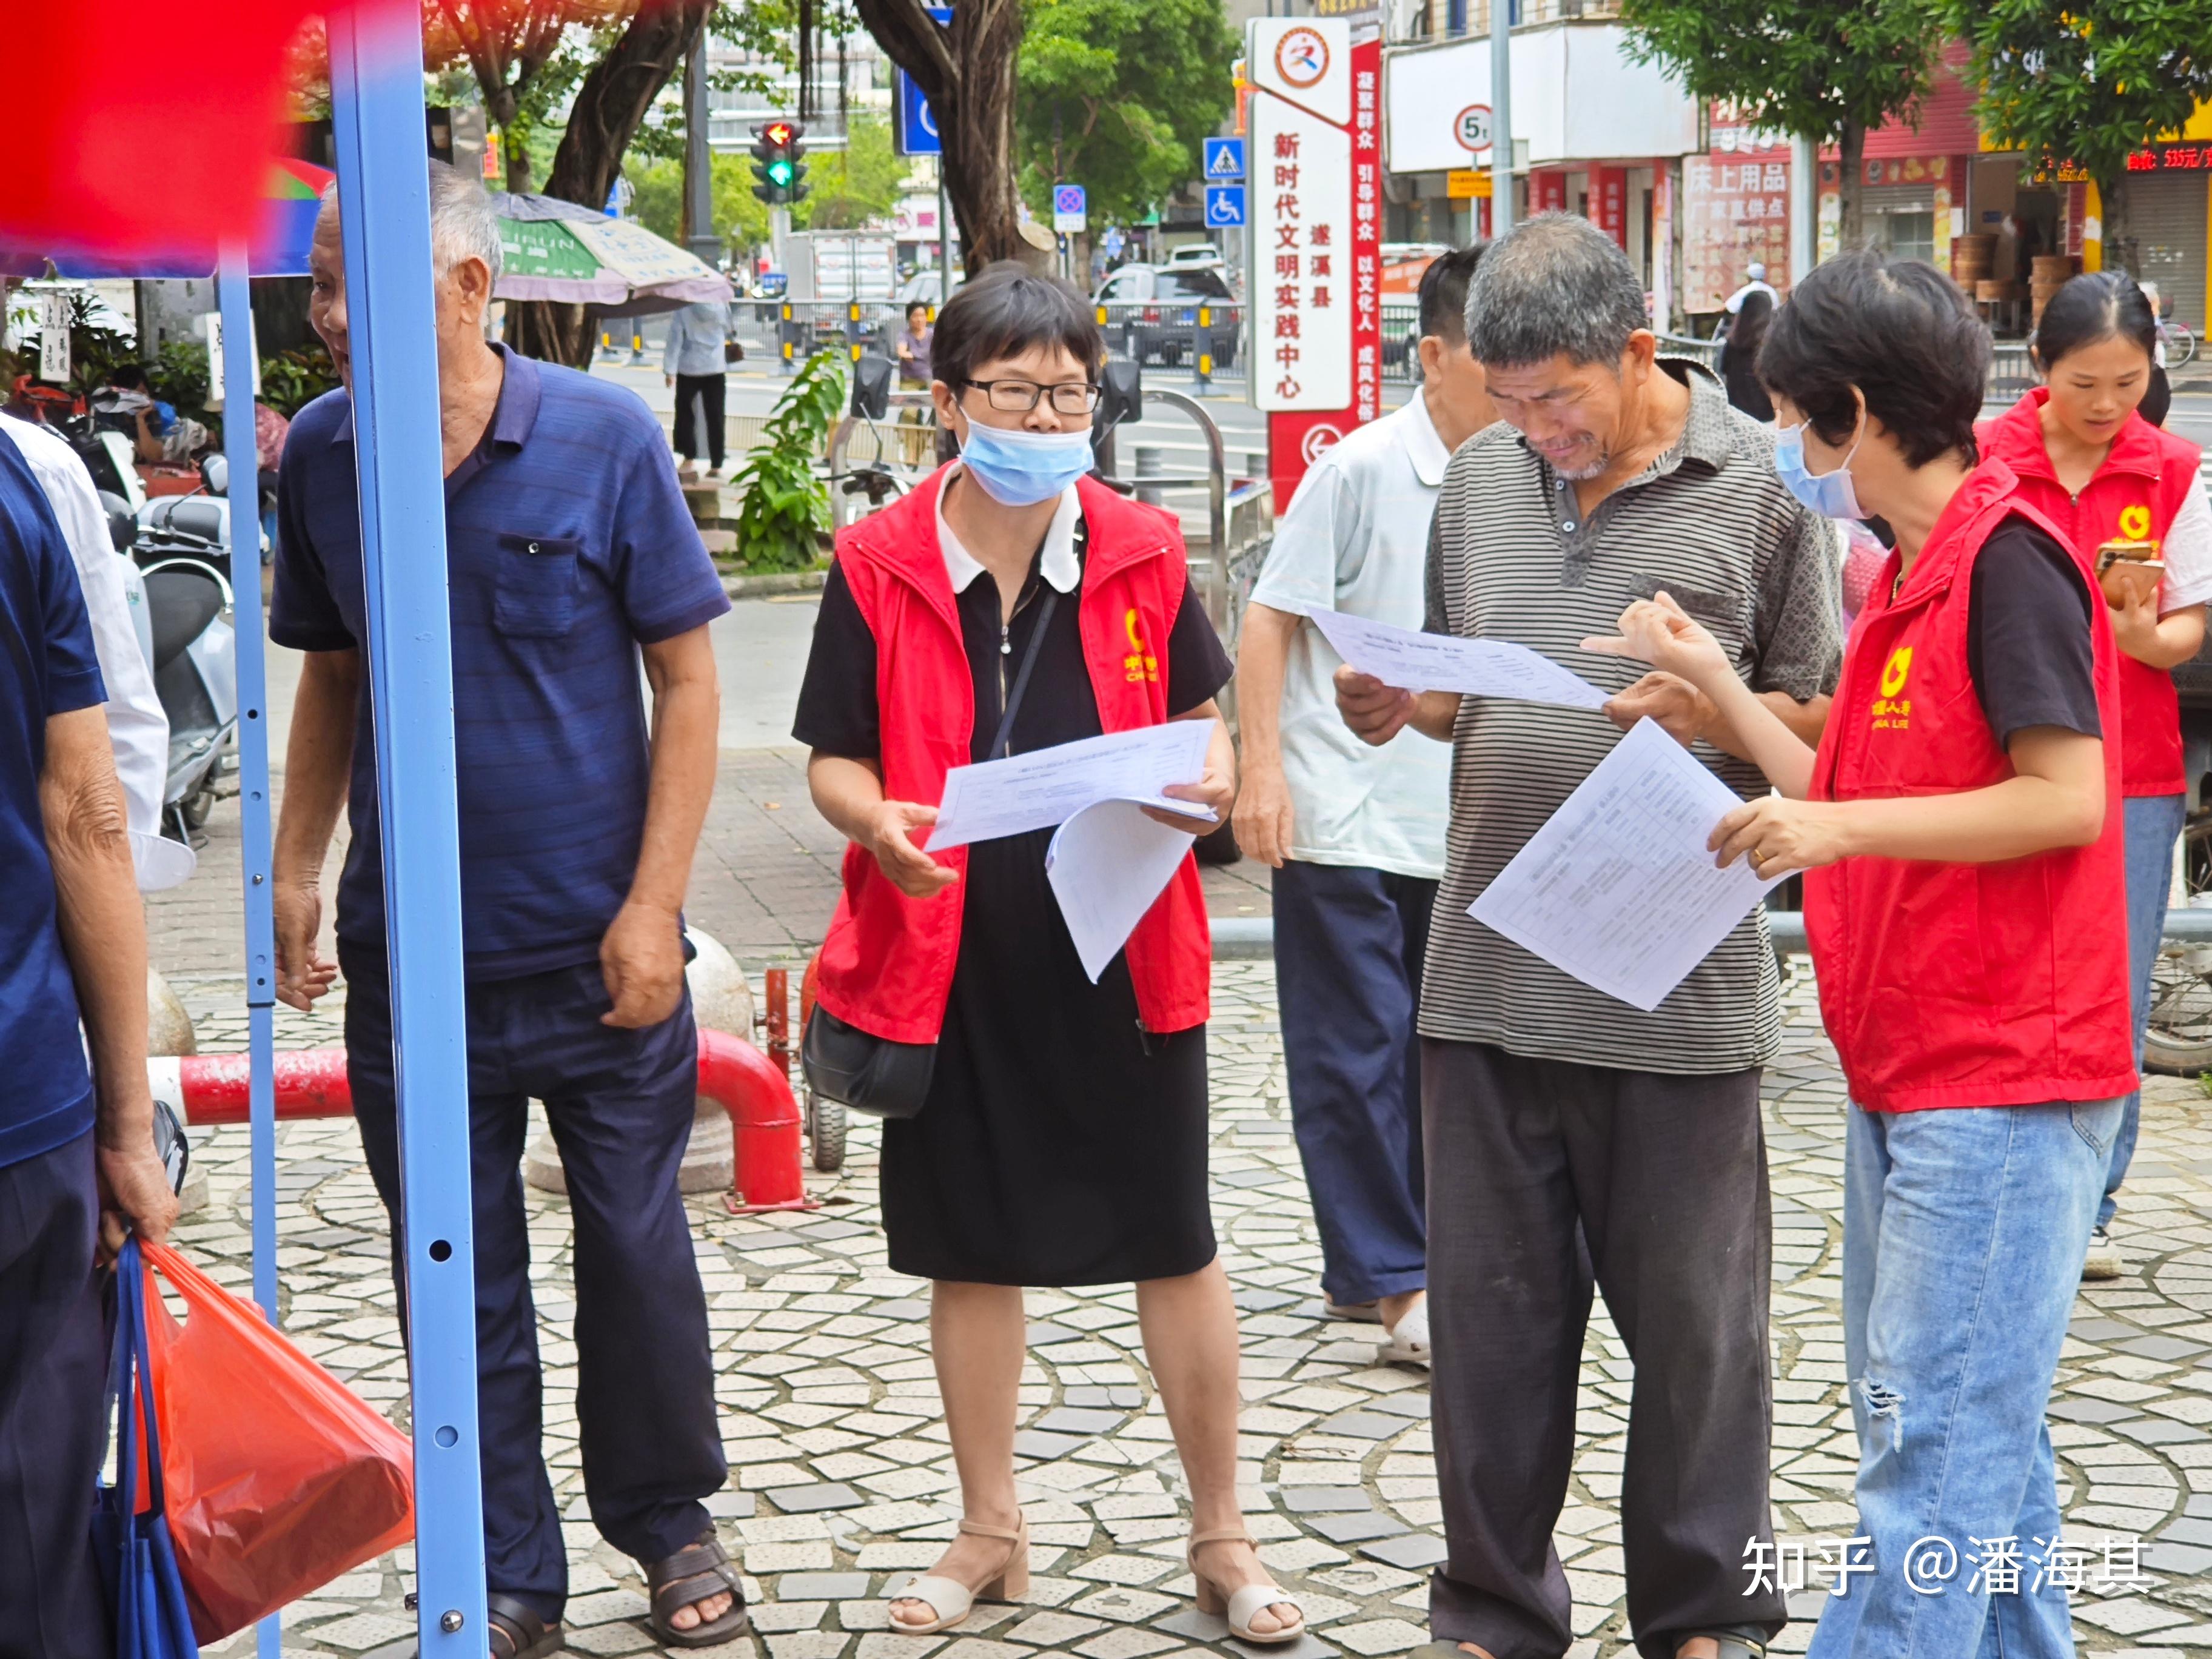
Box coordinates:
[1307,608,1609,710]
[1469,718,1780,1011]
[930,723,1217,982]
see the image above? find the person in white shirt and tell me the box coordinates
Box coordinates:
[1232,245,1496,1367]
[0,412,188,890]
[1723,261,1778,317]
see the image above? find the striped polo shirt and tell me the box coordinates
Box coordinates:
[1420,362,1842,1073]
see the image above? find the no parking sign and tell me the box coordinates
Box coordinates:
[1052,184,1087,232]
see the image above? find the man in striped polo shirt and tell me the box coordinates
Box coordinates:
[1338,214,1842,1659]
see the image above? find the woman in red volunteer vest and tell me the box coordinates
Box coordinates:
[1587,252,2134,1659]
[1979,272,2209,1278]
[793,266,1302,1646]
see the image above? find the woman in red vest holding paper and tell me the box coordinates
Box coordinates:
[1979,272,2210,1278]
[1586,252,2133,1659]
[793,266,1302,1646]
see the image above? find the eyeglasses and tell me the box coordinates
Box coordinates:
[960,378,1102,415]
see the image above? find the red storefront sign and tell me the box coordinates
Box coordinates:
[1530,171,1568,214]
[1588,164,1627,249]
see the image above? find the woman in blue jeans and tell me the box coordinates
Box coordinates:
[1980,273,2212,1278]
[1586,251,2136,1658]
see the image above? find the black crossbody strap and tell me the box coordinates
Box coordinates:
[987,586,1059,759]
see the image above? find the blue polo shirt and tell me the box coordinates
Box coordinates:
[271,346,730,979]
[0,433,106,1168]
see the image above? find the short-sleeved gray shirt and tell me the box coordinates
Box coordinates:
[1421,361,1843,1073]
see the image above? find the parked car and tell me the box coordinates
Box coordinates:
[1091,264,1238,370]
[1164,243,1226,270]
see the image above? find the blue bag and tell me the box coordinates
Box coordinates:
[91,1238,199,1659]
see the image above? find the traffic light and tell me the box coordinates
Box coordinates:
[750,119,809,206]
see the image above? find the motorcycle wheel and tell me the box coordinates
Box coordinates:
[179,783,216,831]
[805,1088,846,1173]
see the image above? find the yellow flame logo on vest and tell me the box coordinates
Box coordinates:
[2119,503,2153,541]
[1879,646,1912,697]
[1124,608,1159,684]
[1871,645,1914,730]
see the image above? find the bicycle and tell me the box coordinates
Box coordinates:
[2160,317,2197,369]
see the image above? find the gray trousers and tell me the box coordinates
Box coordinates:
[1421,1038,1786,1659]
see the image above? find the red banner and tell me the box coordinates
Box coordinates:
[1588,166,1628,249]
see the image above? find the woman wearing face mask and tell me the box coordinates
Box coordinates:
[1584,250,2133,1659]
[1979,272,2210,1279]
[793,264,1302,1646]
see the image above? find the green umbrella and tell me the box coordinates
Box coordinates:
[491,193,732,315]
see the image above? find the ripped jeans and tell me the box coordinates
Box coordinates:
[1810,1099,2125,1659]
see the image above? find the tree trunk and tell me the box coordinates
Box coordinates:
[854,0,1027,273]
[504,0,716,368]
[2101,172,2137,276]
[1837,118,1865,253]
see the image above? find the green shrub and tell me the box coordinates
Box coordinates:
[728,350,844,572]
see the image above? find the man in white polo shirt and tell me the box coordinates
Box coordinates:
[1233,245,1494,1366]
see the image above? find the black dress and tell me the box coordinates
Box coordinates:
[793,518,1233,1286]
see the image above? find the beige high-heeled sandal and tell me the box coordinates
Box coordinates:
[1189,1528,1304,1644]
[887,1516,1031,1636]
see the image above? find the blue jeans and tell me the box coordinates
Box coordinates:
[2104,793,2184,1230]
[1810,1099,2123,1659]
[1272,860,1434,1305]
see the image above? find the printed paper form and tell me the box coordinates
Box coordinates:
[1469,717,1780,1012]
[928,721,1216,850]
[1046,799,1198,982]
[1307,606,1610,710]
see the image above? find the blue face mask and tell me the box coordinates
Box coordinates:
[956,418,1094,506]
[1773,418,1868,520]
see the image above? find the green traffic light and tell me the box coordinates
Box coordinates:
[768,159,795,186]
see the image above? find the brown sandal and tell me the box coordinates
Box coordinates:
[646,1530,750,1648]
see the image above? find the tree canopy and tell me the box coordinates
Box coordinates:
[1943,0,2212,273]
[626,112,906,250]
[1013,0,1236,227]
[1619,0,1940,247]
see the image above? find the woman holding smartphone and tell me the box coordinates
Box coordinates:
[1585,251,2133,1659]
[1979,272,2211,1276]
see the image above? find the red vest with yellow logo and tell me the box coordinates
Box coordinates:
[1979,389,2202,796]
[812,468,1212,1045]
[1803,457,2136,1113]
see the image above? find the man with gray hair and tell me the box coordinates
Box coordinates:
[272,159,743,1653]
[1338,213,1841,1659]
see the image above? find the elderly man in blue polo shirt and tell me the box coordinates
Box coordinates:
[272,161,740,1655]
[0,431,179,1655]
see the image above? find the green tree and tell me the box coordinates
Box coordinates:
[1945,1,2212,276]
[1014,0,1235,227]
[629,152,774,253]
[801,114,908,229]
[1619,0,1941,250]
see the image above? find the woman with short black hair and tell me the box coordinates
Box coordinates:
[793,263,1301,1645]
[1980,270,2210,1277]
[1587,248,2134,1659]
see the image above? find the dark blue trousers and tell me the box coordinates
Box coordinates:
[1272,860,1435,1305]
[341,944,726,1624]
[0,1130,109,1659]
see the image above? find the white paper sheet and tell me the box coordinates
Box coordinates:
[1468,717,1780,1011]
[1307,606,1610,710]
[929,721,1216,850]
[1045,799,1200,981]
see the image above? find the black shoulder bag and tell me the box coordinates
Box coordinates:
[802,587,1059,1119]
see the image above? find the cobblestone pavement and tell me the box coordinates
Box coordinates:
[166,953,2212,1659]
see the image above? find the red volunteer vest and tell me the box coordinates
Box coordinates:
[1979,389,2202,797]
[812,468,1212,1045]
[1803,457,2136,1113]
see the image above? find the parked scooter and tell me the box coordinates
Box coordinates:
[119,455,239,839]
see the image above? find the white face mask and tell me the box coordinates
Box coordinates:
[1772,417,1868,521]
[956,418,1094,506]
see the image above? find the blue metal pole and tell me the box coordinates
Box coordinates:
[216,249,283,1659]
[326,9,488,1651]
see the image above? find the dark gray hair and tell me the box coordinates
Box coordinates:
[1463,212,1649,370]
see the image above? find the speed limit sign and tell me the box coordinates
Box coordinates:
[1454,104,1493,154]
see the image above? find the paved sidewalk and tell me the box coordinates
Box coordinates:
[150,758,2212,1659]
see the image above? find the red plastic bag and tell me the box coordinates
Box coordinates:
[137,1239,415,1643]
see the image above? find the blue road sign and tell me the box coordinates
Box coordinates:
[894,6,952,157]
[1053,183,1087,231]
[1103,227,1126,257]
[1204,186,1247,229]
[894,71,942,156]
[1203,137,1246,181]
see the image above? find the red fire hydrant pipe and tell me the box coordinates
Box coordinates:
[156,1030,813,1215]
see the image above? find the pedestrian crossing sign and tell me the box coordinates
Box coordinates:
[1204,138,1247,181]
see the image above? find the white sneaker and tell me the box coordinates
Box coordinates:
[1323,1296,1382,1323]
[2082,1227,2122,1282]
[1378,1299,1430,1367]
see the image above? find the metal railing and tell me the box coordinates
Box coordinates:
[1660,331,2038,402]
[1095,299,1245,392]
[1392,0,1623,45]
[764,298,902,372]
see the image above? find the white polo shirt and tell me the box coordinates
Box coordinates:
[1247,391,1453,879]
